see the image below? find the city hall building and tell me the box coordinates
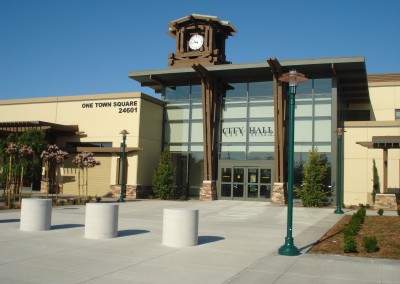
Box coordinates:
[1,14,399,206]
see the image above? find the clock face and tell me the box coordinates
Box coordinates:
[188,34,204,50]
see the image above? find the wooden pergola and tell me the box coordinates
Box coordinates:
[357,136,400,193]
[0,121,80,136]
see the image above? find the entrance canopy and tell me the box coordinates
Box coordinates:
[128,56,369,104]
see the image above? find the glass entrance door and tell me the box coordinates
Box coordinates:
[233,167,245,199]
[220,166,272,200]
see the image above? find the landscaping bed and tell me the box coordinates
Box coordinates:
[309,213,400,259]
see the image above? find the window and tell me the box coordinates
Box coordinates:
[165,86,190,101]
[345,110,370,121]
[66,142,112,147]
[396,109,400,121]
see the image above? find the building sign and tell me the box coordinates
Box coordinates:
[222,127,245,136]
[221,122,274,143]
[81,100,138,114]
[222,126,274,137]
[249,126,274,136]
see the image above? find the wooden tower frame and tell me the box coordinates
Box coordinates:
[167,14,237,68]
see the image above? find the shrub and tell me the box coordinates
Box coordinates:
[152,149,176,200]
[342,208,366,238]
[343,221,358,238]
[377,208,384,216]
[363,236,379,253]
[372,159,380,203]
[95,196,102,203]
[355,207,366,219]
[343,236,357,253]
[8,201,15,209]
[295,148,329,207]
[84,196,92,204]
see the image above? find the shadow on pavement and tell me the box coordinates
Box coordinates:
[118,229,150,237]
[0,218,20,223]
[198,236,225,245]
[51,224,84,230]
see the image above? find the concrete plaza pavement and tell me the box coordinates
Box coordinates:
[0,199,399,284]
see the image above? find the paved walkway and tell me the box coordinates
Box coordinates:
[0,200,398,283]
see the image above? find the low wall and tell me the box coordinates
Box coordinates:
[109,184,153,199]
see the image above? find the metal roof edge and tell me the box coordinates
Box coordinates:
[0,92,146,106]
[128,56,367,77]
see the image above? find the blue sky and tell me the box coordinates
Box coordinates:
[1,0,399,100]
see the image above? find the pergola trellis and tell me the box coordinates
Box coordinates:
[357,136,400,193]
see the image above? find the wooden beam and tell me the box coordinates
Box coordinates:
[267,57,285,183]
[331,63,337,76]
[192,63,220,182]
[200,80,208,180]
[191,64,217,83]
[383,148,388,193]
[150,75,167,86]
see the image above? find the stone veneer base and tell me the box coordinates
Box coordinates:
[272,182,286,205]
[374,193,398,211]
[200,180,217,201]
[110,185,153,199]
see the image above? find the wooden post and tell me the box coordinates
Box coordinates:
[193,64,218,200]
[267,57,287,205]
[267,57,286,183]
[45,160,49,199]
[383,148,388,193]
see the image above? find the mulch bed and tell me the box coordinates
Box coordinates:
[309,214,400,259]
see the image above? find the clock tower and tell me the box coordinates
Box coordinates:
[167,14,237,68]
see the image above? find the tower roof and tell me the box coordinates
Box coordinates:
[167,14,237,38]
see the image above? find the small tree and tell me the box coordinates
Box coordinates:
[4,143,19,206]
[372,159,380,203]
[72,151,101,200]
[152,149,176,200]
[296,148,329,207]
[18,129,47,190]
[40,145,69,199]
[17,145,35,203]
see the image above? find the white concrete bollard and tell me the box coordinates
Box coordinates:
[162,208,199,247]
[85,203,119,239]
[20,199,52,231]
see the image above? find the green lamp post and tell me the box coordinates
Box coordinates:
[118,129,129,203]
[334,128,345,214]
[278,70,308,256]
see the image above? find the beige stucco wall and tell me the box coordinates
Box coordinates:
[0,92,163,196]
[369,82,400,120]
[343,77,400,206]
[62,153,112,197]
[344,121,400,205]
[137,99,164,185]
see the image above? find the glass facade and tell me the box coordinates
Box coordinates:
[220,82,275,161]
[293,78,333,186]
[163,78,333,198]
[163,85,204,197]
